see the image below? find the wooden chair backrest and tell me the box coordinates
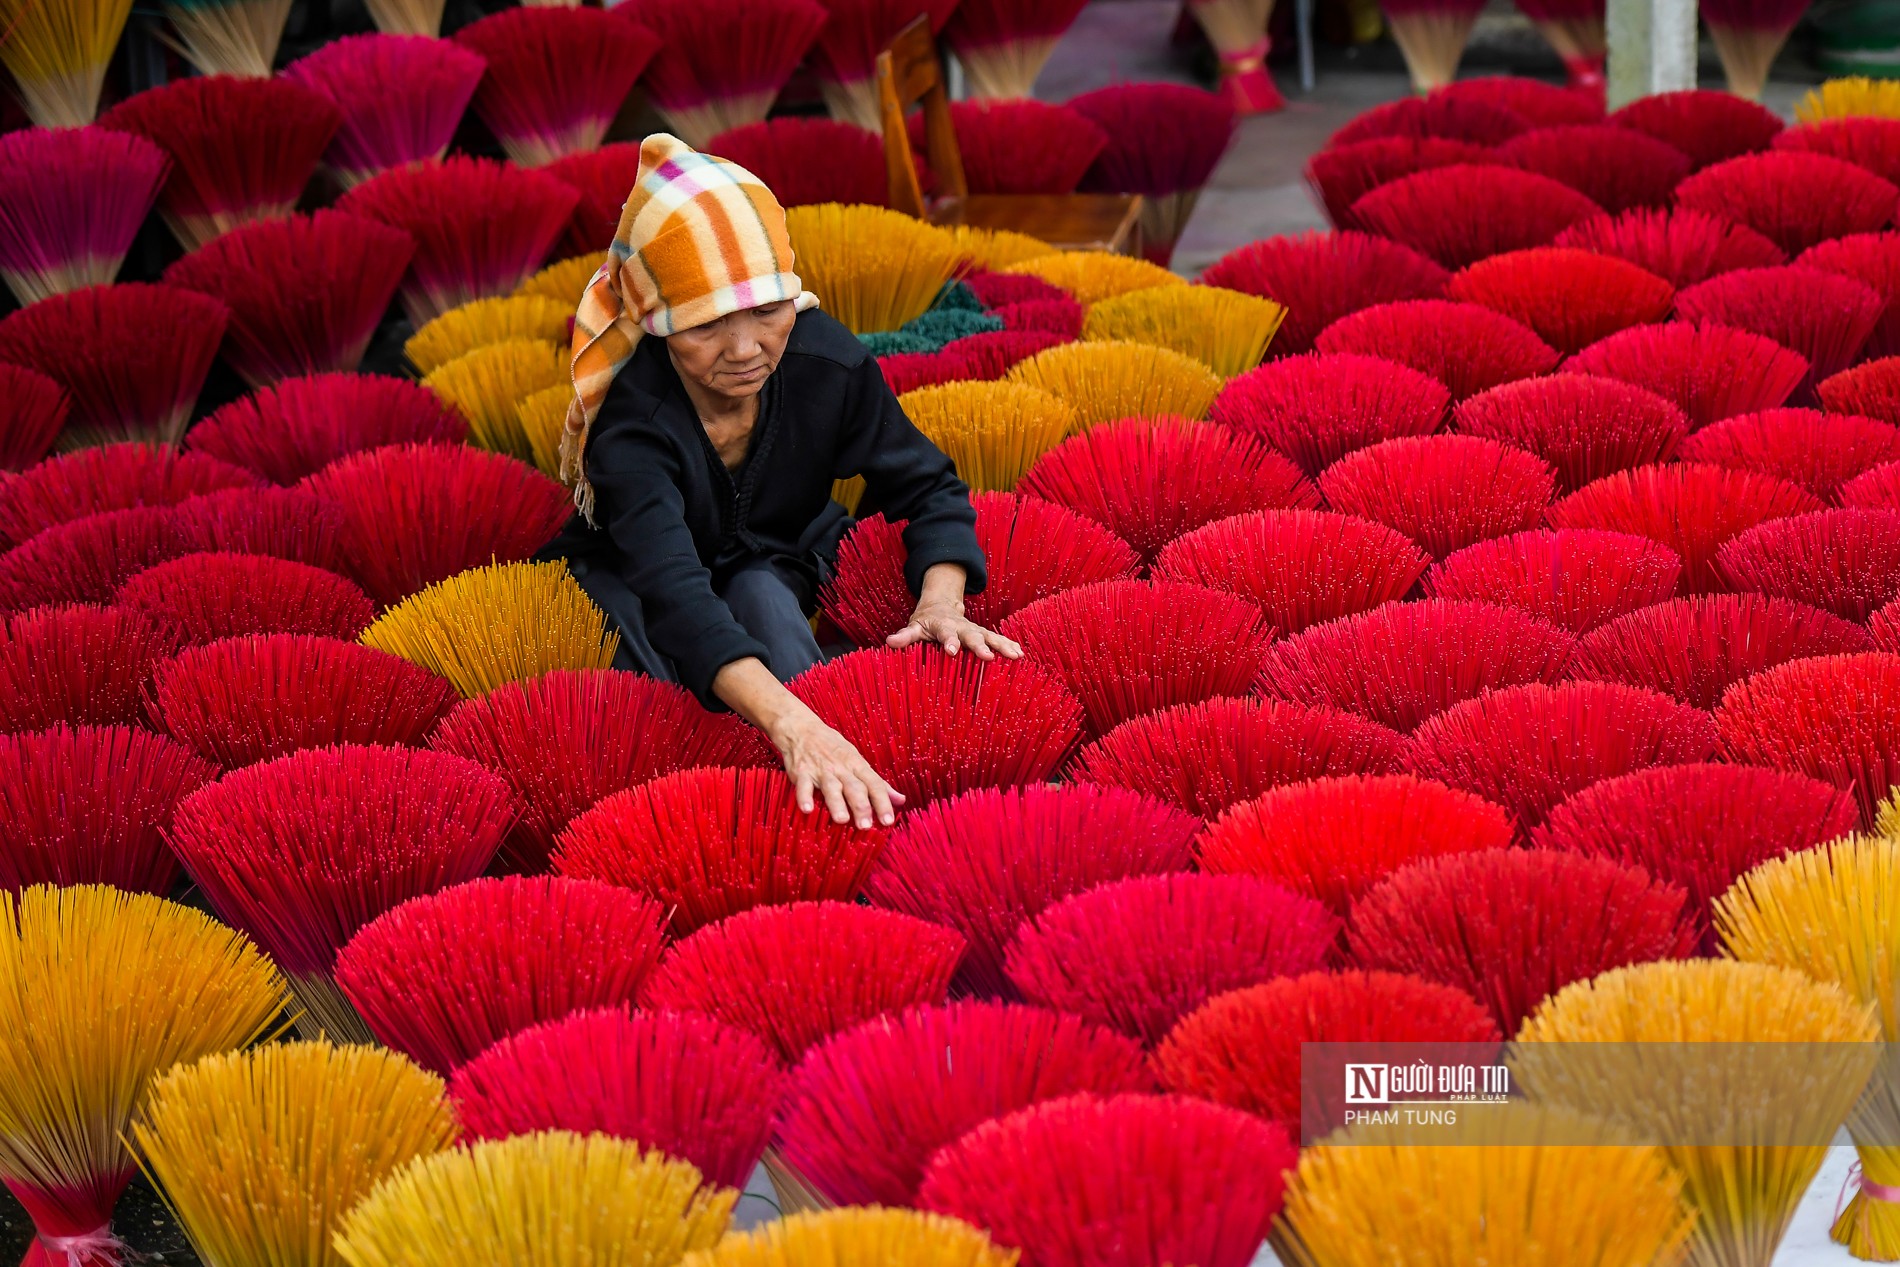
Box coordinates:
[876,16,967,218]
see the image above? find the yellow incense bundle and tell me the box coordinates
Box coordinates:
[1275,1103,1695,1267]
[359,560,620,697]
[1001,251,1183,306]
[421,338,567,462]
[0,0,136,124]
[0,885,287,1261]
[135,1041,459,1267]
[1717,834,1900,1259]
[516,383,574,479]
[407,294,572,375]
[333,1129,735,1267]
[515,251,610,305]
[949,226,1057,272]
[1515,959,1879,1267]
[682,1207,1020,1267]
[786,205,964,335]
[1007,340,1223,428]
[896,380,1078,491]
[1082,284,1287,378]
[1796,77,1900,123]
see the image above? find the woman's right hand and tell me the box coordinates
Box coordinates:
[769,707,906,830]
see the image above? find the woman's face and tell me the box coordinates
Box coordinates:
[667,303,796,403]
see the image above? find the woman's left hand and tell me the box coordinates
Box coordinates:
[887,600,1023,660]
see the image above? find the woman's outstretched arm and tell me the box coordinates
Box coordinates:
[712,656,904,829]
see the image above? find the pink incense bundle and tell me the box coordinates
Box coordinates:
[449,1007,786,1189]
[1678,266,1885,391]
[944,0,1094,99]
[1314,433,1556,560]
[1257,598,1578,734]
[1314,300,1560,400]
[703,119,887,210]
[97,75,341,252]
[1069,696,1407,820]
[936,330,1069,380]
[1552,206,1788,289]
[0,724,214,894]
[1535,762,1861,943]
[551,765,887,935]
[1775,116,1900,188]
[1211,353,1450,477]
[863,781,1196,998]
[0,507,189,614]
[1835,461,1900,512]
[876,352,965,396]
[1610,88,1785,170]
[1800,232,1900,362]
[115,553,377,647]
[1507,0,1608,89]
[1404,680,1720,833]
[300,443,572,606]
[964,272,1067,308]
[1303,137,1491,231]
[776,1002,1153,1206]
[334,875,667,1074]
[1069,83,1237,265]
[1546,462,1825,592]
[147,634,460,768]
[160,210,415,387]
[1003,873,1338,1046]
[0,444,258,551]
[1327,93,1530,149]
[809,0,958,129]
[1701,0,1824,101]
[430,669,772,873]
[994,297,1085,338]
[165,486,350,571]
[1567,321,1810,428]
[186,374,466,485]
[908,100,1106,196]
[0,365,68,473]
[1714,508,1900,622]
[1675,151,1900,258]
[999,580,1277,738]
[1434,77,1605,126]
[1423,528,1684,633]
[1680,407,1900,500]
[1454,374,1688,492]
[1153,972,1500,1129]
[1497,125,1691,215]
[1196,230,1450,357]
[1716,653,1900,825]
[919,1092,1297,1267]
[164,743,517,1038]
[0,604,179,733]
[1823,358,1900,428]
[1444,246,1675,356]
[453,7,658,167]
[0,126,168,306]
[283,34,487,187]
[335,156,580,325]
[1018,417,1318,563]
[1152,509,1429,636]
[0,283,227,448]
[615,0,827,147]
[820,491,1138,645]
[1347,848,1697,1034]
[789,646,1084,808]
[1569,593,1874,709]
[641,900,965,1062]
[1196,772,1514,911]
[1349,164,1605,271]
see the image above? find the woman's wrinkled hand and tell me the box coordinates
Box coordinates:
[886,600,1023,661]
[770,709,905,829]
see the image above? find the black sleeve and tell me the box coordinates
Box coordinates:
[837,356,989,597]
[591,429,769,710]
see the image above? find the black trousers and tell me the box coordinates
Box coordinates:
[566,555,824,685]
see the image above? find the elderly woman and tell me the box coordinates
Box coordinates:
[550,134,1018,832]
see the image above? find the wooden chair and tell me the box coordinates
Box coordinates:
[875,17,1144,256]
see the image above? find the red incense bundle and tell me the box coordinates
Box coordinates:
[1349,164,1605,271]
[1303,137,1491,232]
[0,366,68,473]
[0,444,257,551]
[704,120,886,209]
[160,211,415,387]
[994,297,1085,338]
[165,487,350,571]
[1822,358,1900,428]
[1185,0,1286,115]
[1069,696,1407,820]
[943,0,1092,99]
[0,126,168,306]
[1328,94,1530,148]
[1800,232,1900,361]
[1678,265,1885,392]
[0,724,215,894]
[282,34,487,187]
[334,875,667,1074]
[1455,374,1688,492]
[1566,321,1810,428]
[1498,125,1690,214]
[862,780,1196,998]
[1257,598,1578,733]
[0,604,179,733]
[453,8,658,167]
[1680,407,1900,500]
[1716,653,1900,825]
[909,100,1106,196]
[1715,508,1900,622]
[1570,593,1874,709]
[1609,88,1784,170]
[1423,527,1684,633]
[116,553,373,650]
[1674,151,1900,258]
[0,507,189,613]
[1314,433,1555,560]
[551,766,887,935]
[936,330,1069,380]
[147,634,460,768]
[97,75,341,252]
[1552,206,1787,289]
[1434,76,1604,126]
[1069,83,1237,266]
[1196,230,1450,357]
[876,352,965,396]
[775,1002,1153,1206]
[1701,0,1821,101]
[186,374,466,486]
[1774,116,1900,188]
[1509,0,1607,89]
[808,0,958,130]
[1211,353,1450,476]
[1314,300,1559,400]
[615,0,827,147]
[1444,247,1674,356]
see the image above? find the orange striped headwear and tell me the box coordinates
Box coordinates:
[562,132,817,522]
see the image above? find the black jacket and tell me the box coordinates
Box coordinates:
[553,307,986,705]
